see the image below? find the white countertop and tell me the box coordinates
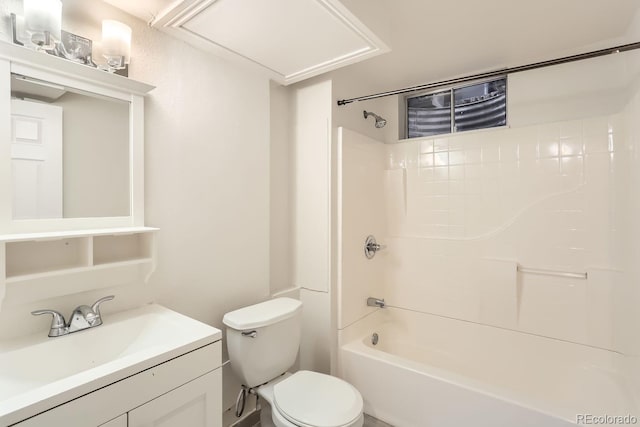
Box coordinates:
[0,304,221,425]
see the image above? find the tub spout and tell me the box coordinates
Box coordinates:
[367,297,385,308]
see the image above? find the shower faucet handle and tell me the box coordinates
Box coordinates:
[364,235,386,259]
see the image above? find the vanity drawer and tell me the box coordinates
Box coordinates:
[13,340,222,427]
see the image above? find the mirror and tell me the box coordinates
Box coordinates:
[10,73,130,220]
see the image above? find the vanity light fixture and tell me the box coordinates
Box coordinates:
[101,20,132,72]
[23,0,62,50]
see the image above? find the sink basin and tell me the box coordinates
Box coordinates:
[0,304,221,425]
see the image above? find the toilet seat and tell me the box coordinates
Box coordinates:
[271,405,364,427]
[273,371,363,427]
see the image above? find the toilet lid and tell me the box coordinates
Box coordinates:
[273,371,363,427]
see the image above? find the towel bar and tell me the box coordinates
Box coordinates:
[517,265,587,280]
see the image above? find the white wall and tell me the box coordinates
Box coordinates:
[275,62,402,377]
[56,92,130,218]
[331,72,398,144]
[336,128,386,330]
[270,82,293,295]
[290,79,333,374]
[282,73,400,375]
[292,80,332,293]
[132,17,270,427]
[0,5,8,43]
[621,70,640,392]
[2,1,272,423]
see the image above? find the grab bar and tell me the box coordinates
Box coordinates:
[517,265,587,280]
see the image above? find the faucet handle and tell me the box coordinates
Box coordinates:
[31,309,67,337]
[91,295,115,322]
[364,235,386,259]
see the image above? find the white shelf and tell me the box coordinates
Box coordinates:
[6,258,153,284]
[0,228,158,307]
[0,227,159,243]
[0,41,154,96]
[92,257,154,268]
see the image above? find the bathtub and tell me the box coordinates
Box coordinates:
[339,308,639,427]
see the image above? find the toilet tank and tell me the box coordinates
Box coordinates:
[223,298,302,388]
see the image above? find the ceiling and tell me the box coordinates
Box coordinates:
[333,0,640,95]
[102,0,176,23]
[103,0,640,92]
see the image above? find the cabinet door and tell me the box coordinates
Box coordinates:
[128,369,221,427]
[12,343,220,427]
[99,414,127,427]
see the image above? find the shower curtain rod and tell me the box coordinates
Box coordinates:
[336,41,640,106]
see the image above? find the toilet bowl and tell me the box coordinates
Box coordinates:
[257,371,364,427]
[222,298,364,427]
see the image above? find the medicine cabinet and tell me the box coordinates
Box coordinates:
[0,42,156,307]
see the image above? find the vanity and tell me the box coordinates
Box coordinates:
[1,304,222,426]
[0,42,223,426]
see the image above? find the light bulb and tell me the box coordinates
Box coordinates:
[102,20,132,69]
[23,0,62,48]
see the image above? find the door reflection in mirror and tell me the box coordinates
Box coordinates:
[10,74,130,220]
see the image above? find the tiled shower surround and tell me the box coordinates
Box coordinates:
[338,63,640,358]
[388,117,618,243]
[383,114,629,350]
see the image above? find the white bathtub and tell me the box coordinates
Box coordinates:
[339,308,639,427]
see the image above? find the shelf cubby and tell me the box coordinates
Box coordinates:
[0,227,158,307]
[5,237,91,278]
[93,233,153,265]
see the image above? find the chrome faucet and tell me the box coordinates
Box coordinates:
[32,295,115,337]
[367,297,385,308]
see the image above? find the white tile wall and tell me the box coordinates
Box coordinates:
[339,90,640,355]
[336,51,640,361]
[388,98,640,351]
[380,112,636,350]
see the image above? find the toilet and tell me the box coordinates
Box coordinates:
[223,297,364,427]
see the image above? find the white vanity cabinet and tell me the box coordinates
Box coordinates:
[13,341,222,427]
[128,369,221,426]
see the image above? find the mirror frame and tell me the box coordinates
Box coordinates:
[0,42,154,233]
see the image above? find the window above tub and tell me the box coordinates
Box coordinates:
[405,77,507,139]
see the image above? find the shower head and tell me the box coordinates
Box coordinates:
[363,110,387,128]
